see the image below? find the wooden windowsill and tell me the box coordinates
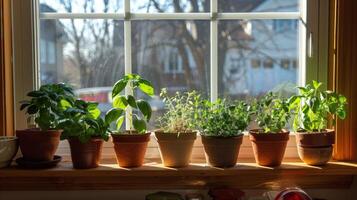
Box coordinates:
[1,160,357,191]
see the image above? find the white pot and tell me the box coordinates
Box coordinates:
[0,136,19,168]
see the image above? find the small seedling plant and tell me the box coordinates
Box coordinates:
[198,99,252,137]
[19,83,75,131]
[58,99,110,143]
[157,89,200,134]
[106,74,154,134]
[252,92,291,133]
[289,81,347,132]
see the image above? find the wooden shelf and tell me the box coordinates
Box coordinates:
[1,161,357,191]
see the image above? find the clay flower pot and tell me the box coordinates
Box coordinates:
[68,137,104,169]
[295,129,335,165]
[249,129,289,166]
[16,128,62,161]
[154,131,197,168]
[111,131,151,168]
[0,136,19,168]
[201,134,243,168]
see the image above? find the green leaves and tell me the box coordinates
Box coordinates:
[105,108,124,124]
[138,79,154,96]
[157,89,200,133]
[112,79,128,98]
[290,81,348,132]
[113,95,128,109]
[137,100,152,122]
[110,74,154,133]
[133,115,146,133]
[252,92,291,133]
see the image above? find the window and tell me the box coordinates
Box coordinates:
[37,0,304,129]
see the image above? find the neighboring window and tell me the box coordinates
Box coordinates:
[263,58,274,69]
[281,59,290,69]
[251,59,261,68]
[38,0,302,129]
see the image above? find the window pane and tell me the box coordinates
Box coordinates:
[132,20,210,129]
[39,19,124,114]
[218,20,299,99]
[219,0,299,13]
[39,1,123,13]
[131,0,209,13]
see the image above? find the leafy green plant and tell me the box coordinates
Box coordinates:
[157,89,201,133]
[197,99,252,137]
[19,83,75,131]
[252,92,291,133]
[289,80,347,132]
[107,74,154,134]
[58,100,110,143]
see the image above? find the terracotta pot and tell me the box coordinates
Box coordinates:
[295,129,335,147]
[249,129,289,167]
[16,128,62,161]
[297,146,333,166]
[68,137,103,169]
[201,134,243,168]
[295,129,335,165]
[0,136,19,168]
[155,131,197,167]
[112,131,151,168]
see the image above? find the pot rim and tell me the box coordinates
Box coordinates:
[201,134,243,139]
[249,129,290,135]
[67,136,104,142]
[295,129,334,135]
[154,130,197,135]
[16,128,63,134]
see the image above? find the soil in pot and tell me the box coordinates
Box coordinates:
[0,136,19,168]
[16,128,61,161]
[295,129,335,165]
[112,131,151,168]
[68,137,103,169]
[201,135,243,168]
[155,131,197,168]
[249,129,289,167]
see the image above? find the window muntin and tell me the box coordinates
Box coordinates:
[38,0,303,129]
[219,0,299,13]
[39,0,123,13]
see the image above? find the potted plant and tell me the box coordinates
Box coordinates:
[16,83,74,161]
[58,100,110,169]
[249,92,291,167]
[197,99,252,168]
[108,74,154,168]
[155,89,200,168]
[289,81,347,165]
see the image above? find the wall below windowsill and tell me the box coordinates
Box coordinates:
[1,160,356,191]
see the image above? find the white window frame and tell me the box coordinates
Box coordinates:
[12,0,329,160]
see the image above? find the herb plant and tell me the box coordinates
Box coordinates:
[252,92,291,133]
[58,100,110,143]
[289,81,347,132]
[107,74,154,134]
[20,83,75,131]
[157,89,200,133]
[197,99,252,137]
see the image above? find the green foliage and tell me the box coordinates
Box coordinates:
[289,80,347,132]
[197,99,252,137]
[58,100,111,143]
[19,83,75,131]
[252,92,291,133]
[110,74,154,134]
[157,89,200,133]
